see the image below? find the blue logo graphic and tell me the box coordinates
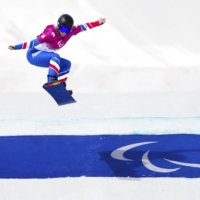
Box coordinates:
[0,134,200,178]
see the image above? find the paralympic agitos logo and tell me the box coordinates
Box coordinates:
[111,141,200,174]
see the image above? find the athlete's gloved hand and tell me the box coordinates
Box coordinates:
[8,45,14,50]
[99,18,106,25]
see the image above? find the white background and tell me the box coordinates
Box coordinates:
[1,0,200,93]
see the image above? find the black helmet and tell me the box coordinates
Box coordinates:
[57,14,74,29]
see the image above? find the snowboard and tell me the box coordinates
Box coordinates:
[43,81,76,106]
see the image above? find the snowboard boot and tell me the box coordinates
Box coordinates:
[47,75,57,82]
[47,75,73,95]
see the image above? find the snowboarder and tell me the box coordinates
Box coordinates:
[8,14,106,94]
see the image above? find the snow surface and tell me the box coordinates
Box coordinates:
[0,93,200,200]
[1,0,200,199]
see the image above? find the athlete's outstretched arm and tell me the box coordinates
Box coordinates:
[72,18,106,35]
[8,38,41,50]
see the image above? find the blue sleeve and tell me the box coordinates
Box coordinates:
[14,38,41,50]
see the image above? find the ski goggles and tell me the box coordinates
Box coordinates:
[59,26,72,34]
